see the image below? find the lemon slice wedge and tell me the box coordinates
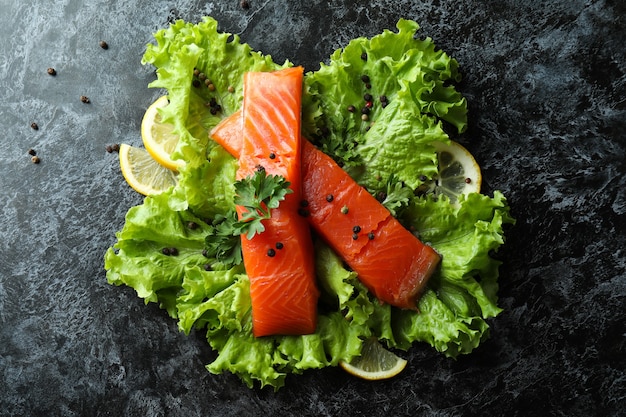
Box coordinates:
[141,95,185,171]
[119,143,178,196]
[425,140,482,204]
[339,337,408,380]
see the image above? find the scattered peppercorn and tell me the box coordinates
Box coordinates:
[361,114,369,121]
[240,0,250,9]
[360,52,367,61]
[202,249,209,258]
[267,248,276,257]
[80,95,90,103]
[193,68,200,77]
[364,93,373,102]
[352,233,359,240]
[269,152,276,159]
[198,72,207,81]
[99,40,108,49]
[361,106,370,115]
[368,232,375,240]
[47,67,56,76]
[275,242,284,250]
[208,83,216,91]
[187,221,198,230]
[192,79,201,88]
[31,155,40,164]
[30,122,39,130]
[326,194,334,202]
[111,143,120,152]
[255,164,265,172]
[105,145,113,153]
[465,178,472,184]
[360,74,370,83]
[352,225,361,233]
[28,148,36,156]
[347,105,356,113]
[419,174,427,182]
[341,205,349,214]
[300,199,309,207]
[203,264,212,271]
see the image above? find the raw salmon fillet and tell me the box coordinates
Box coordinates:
[212,109,440,310]
[237,67,319,337]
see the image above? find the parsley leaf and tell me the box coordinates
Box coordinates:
[204,212,244,267]
[373,174,413,217]
[234,169,293,239]
[203,170,293,267]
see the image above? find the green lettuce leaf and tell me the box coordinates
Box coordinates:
[142,15,287,167]
[303,18,467,190]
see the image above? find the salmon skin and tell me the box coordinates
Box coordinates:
[237,67,319,337]
[212,107,440,310]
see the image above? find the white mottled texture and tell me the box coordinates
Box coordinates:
[1,0,624,416]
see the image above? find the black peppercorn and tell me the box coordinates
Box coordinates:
[352,225,361,233]
[47,67,56,76]
[269,152,276,159]
[360,74,370,83]
[99,40,108,49]
[326,194,334,202]
[80,95,90,103]
[267,248,276,257]
[360,52,367,61]
[27,148,36,156]
[275,242,284,250]
[30,122,39,130]
[368,232,375,240]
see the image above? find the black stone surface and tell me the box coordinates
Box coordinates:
[1,1,624,416]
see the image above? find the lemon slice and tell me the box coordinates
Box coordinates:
[141,95,185,171]
[426,140,482,204]
[339,337,408,380]
[119,144,178,196]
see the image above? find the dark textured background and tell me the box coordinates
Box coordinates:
[1,0,624,416]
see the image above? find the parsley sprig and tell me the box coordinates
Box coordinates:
[204,170,293,267]
[234,169,293,238]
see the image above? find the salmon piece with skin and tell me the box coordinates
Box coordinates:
[237,67,319,337]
